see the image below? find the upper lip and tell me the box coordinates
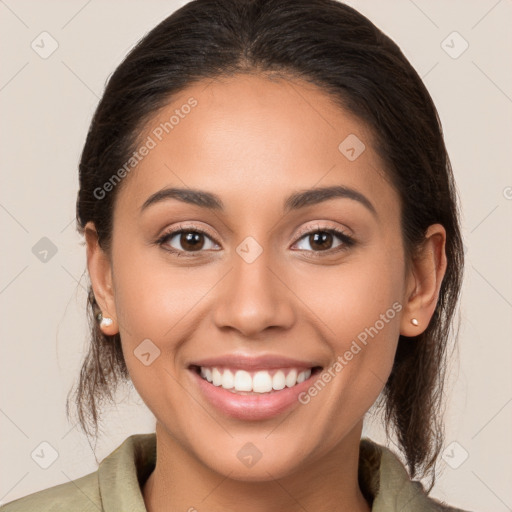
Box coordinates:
[188,353,323,371]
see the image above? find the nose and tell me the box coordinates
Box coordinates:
[212,244,296,338]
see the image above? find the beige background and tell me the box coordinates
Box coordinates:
[0,0,511,510]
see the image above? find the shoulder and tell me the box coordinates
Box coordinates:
[0,433,155,512]
[0,471,100,512]
[359,438,474,512]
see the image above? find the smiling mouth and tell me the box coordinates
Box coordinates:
[189,365,323,394]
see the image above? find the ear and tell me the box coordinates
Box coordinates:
[84,221,118,335]
[400,223,447,337]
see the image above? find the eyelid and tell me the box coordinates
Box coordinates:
[293,221,353,242]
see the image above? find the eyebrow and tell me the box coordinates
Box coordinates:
[140,185,377,217]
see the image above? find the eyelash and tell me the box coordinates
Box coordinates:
[155,223,356,258]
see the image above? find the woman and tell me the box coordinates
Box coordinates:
[1,0,470,510]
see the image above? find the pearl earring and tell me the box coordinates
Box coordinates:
[97,312,113,328]
[411,318,419,326]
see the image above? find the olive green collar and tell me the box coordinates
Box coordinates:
[97,433,467,511]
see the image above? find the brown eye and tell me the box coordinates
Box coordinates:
[158,227,219,255]
[307,232,335,251]
[179,232,206,251]
[293,228,355,253]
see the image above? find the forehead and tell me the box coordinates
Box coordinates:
[115,73,399,223]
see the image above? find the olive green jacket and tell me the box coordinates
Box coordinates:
[1,434,470,511]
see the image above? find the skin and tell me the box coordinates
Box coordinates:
[85,73,447,512]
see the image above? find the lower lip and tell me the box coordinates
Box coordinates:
[189,368,319,421]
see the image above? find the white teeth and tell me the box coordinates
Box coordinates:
[253,371,273,393]
[285,369,297,387]
[272,370,286,390]
[212,368,222,386]
[221,369,234,389]
[198,366,314,393]
[234,370,252,391]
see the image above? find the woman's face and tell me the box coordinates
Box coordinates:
[91,73,419,479]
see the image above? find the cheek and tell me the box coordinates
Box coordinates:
[112,244,213,342]
[335,248,404,379]
[293,243,404,419]
[110,245,222,406]
[294,241,404,345]
[110,252,205,429]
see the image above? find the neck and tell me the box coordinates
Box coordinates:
[143,421,371,512]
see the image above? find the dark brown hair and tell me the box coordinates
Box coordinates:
[68,0,464,488]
